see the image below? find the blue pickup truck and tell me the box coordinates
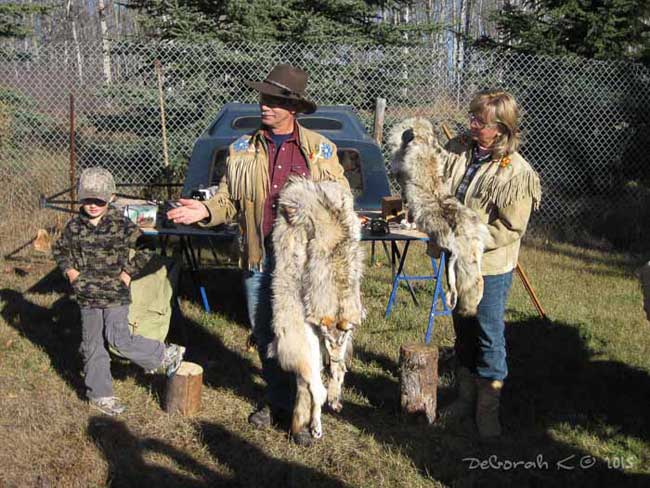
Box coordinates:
[182,103,392,210]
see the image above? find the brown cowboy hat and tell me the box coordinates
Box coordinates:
[246,64,317,114]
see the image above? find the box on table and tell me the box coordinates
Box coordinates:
[123,204,159,228]
[381,196,403,220]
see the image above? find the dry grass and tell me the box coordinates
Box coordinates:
[0,149,71,258]
[1,238,649,487]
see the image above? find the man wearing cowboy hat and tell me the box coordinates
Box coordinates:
[168,64,349,446]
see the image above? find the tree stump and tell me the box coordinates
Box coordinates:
[399,343,438,424]
[164,361,203,416]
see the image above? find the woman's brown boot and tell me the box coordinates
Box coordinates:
[475,378,503,438]
[440,367,476,419]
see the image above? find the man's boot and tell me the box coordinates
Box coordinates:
[439,367,476,419]
[248,405,272,429]
[475,378,503,438]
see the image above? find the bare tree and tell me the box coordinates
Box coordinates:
[97,0,112,83]
[66,0,84,83]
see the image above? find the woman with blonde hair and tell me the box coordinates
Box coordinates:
[437,89,541,438]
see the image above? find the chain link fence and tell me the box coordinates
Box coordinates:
[1,41,649,256]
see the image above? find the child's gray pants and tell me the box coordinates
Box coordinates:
[80,305,165,399]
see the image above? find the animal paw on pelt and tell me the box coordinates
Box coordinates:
[446,290,458,311]
[388,117,436,156]
[327,399,343,413]
[400,117,435,146]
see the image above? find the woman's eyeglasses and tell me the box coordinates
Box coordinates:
[468,113,498,129]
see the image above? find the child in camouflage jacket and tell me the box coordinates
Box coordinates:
[53,167,185,416]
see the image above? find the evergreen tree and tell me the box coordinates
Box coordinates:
[488,0,650,63]
[0,2,48,38]
[126,0,412,45]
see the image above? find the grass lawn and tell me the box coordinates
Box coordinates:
[1,238,649,487]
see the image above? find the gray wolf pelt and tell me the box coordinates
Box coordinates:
[388,117,493,316]
[268,177,364,439]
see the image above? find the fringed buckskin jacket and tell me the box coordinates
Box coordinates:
[440,136,542,276]
[200,123,348,270]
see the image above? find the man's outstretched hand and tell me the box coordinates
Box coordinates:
[166,198,210,225]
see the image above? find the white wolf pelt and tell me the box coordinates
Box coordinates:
[268,177,364,439]
[388,117,494,316]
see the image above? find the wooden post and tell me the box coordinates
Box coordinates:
[399,343,438,423]
[373,97,387,263]
[69,93,76,210]
[440,122,453,142]
[373,97,387,145]
[515,263,546,319]
[165,361,203,416]
[155,59,172,199]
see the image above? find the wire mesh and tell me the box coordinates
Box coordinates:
[1,41,648,255]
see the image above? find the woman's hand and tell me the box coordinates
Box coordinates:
[119,271,131,287]
[167,198,210,225]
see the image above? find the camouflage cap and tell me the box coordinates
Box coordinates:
[77,167,116,202]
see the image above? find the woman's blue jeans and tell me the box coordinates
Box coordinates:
[243,248,295,413]
[452,271,513,381]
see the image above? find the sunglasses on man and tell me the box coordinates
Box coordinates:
[259,94,297,109]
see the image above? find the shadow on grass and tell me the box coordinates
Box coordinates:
[198,421,349,487]
[1,263,263,409]
[0,288,86,398]
[87,416,226,487]
[169,267,265,408]
[167,302,263,408]
[130,259,255,403]
[0,286,167,401]
[339,316,650,486]
[525,240,641,278]
[177,267,249,329]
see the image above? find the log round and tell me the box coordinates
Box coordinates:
[164,361,203,416]
[399,343,439,424]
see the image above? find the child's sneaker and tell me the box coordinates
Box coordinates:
[90,396,126,416]
[161,344,186,377]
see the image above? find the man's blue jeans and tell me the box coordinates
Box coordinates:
[452,271,513,381]
[243,248,296,413]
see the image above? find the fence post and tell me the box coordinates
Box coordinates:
[69,93,76,210]
[155,59,172,199]
[373,97,387,145]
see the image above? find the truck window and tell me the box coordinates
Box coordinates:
[298,118,343,131]
[210,148,229,186]
[232,117,261,130]
[338,149,363,197]
[232,116,343,131]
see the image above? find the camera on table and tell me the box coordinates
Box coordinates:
[191,188,212,201]
[369,218,389,236]
[190,185,219,201]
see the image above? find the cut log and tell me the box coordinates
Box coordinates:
[164,361,203,416]
[399,343,438,424]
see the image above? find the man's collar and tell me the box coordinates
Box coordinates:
[261,122,299,142]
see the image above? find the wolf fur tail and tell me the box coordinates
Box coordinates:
[268,177,364,438]
[388,117,493,316]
